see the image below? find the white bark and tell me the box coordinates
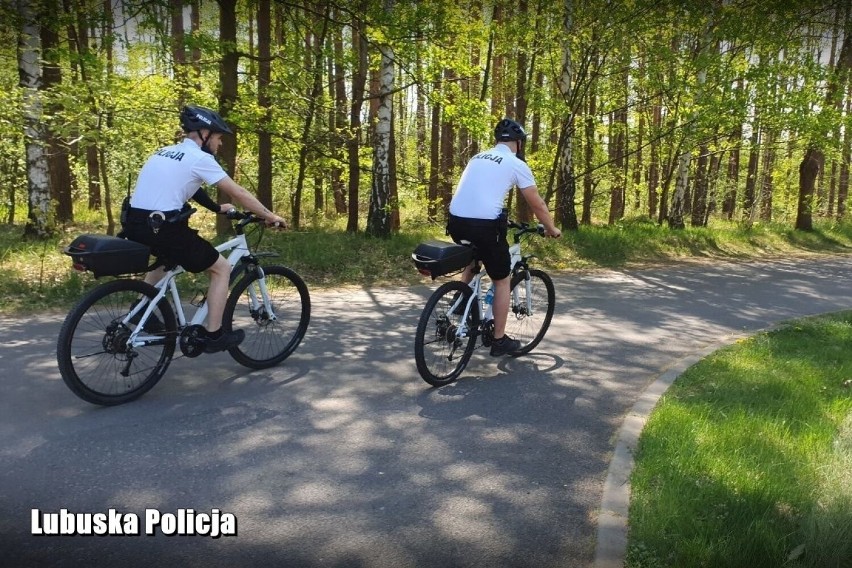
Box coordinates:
[367,4,395,237]
[17,0,52,236]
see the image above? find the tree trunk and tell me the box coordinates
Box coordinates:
[556,118,579,231]
[797,11,851,230]
[648,99,662,219]
[705,151,722,225]
[513,0,532,223]
[723,119,742,220]
[346,9,368,233]
[331,14,347,214]
[608,106,626,224]
[796,148,822,231]
[18,0,53,239]
[838,83,851,220]
[554,0,578,231]
[216,0,239,236]
[256,0,273,209]
[668,149,690,230]
[293,5,329,229]
[759,131,775,221]
[40,1,74,224]
[427,78,441,223]
[583,86,597,225]
[69,5,101,212]
[190,0,201,89]
[415,37,427,193]
[743,120,760,223]
[439,68,456,219]
[690,143,709,226]
[366,6,395,239]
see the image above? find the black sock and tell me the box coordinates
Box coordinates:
[207,328,223,339]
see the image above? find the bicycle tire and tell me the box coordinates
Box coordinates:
[506,268,555,355]
[224,264,311,369]
[56,279,177,406]
[414,281,479,387]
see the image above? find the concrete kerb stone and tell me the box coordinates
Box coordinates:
[592,335,749,568]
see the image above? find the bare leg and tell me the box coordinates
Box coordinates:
[491,276,511,338]
[143,266,167,286]
[204,255,231,331]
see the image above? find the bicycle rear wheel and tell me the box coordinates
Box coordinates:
[506,268,555,355]
[56,280,177,405]
[224,265,310,369]
[414,281,479,386]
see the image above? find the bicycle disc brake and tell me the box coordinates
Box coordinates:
[179,324,207,358]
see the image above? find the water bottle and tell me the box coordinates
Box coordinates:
[484,286,494,306]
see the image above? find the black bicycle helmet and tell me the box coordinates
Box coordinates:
[494,118,527,142]
[180,105,233,135]
[494,118,528,161]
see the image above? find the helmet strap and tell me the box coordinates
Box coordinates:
[515,139,526,162]
[199,130,213,155]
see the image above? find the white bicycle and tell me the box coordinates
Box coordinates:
[412,220,556,386]
[57,210,310,405]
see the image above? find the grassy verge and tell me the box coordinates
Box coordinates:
[1,216,852,314]
[626,314,852,568]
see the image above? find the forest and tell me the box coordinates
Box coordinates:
[3,0,852,240]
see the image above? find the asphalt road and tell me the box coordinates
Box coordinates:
[2,254,852,567]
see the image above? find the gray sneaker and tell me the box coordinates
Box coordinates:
[204,329,245,353]
[490,335,521,356]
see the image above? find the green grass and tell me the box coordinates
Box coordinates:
[2,215,852,314]
[626,314,852,568]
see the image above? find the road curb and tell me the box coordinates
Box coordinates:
[592,337,746,568]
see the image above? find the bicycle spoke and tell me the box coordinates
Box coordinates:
[225,266,310,369]
[57,280,176,406]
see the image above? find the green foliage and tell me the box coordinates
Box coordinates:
[2,1,850,233]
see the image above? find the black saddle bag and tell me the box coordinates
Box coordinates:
[64,234,151,278]
[411,240,474,280]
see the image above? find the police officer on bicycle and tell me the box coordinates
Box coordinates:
[121,105,287,353]
[447,118,561,356]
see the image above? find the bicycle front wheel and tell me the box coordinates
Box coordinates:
[56,279,177,406]
[414,281,479,387]
[224,265,311,369]
[506,268,555,355]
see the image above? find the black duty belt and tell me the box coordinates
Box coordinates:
[125,207,184,223]
[448,214,500,227]
[124,206,196,235]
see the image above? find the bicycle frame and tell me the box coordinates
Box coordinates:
[449,234,536,340]
[122,229,273,347]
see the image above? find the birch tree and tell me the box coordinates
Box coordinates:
[366,0,395,238]
[554,0,578,231]
[17,0,53,239]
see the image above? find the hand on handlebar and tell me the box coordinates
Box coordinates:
[265,214,288,230]
[544,226,561,238]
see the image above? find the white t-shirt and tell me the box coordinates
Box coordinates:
[130,138,227,211]
[448,143,536,220]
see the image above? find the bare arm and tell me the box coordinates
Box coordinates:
[519,185,561,237]
[215,175,287,227]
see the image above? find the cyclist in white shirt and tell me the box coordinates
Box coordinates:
[121,105,287,353]
[447,118,561,356]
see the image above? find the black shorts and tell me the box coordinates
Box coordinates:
[446,215,510,280]
[121,220,220,274]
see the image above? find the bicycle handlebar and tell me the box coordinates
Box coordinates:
[508,220,545,236]
[222,209,287,230]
